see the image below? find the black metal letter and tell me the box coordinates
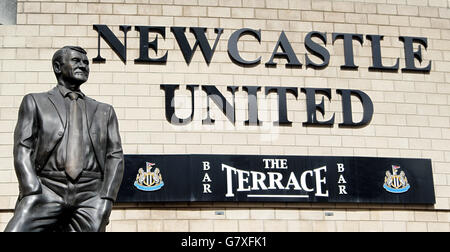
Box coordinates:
[135,26,168,64]
[171,27,223,65]
[305,31,330,69]
[301,88,335,126]
[399,36,432,73]
[160,84,198,125]
[243,86,261,126]
[265,86,298,126]
[228,28,262,66]
[367,35,399,72]
[337,89,374,127]
[266,31,302,68]
[93,24,131,63]
[202,86,238,125]
[332,33,364,70]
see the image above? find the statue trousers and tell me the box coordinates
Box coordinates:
[4,171,111,232]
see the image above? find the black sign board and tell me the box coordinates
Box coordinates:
[116,155,435,205]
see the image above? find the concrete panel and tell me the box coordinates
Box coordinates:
[0,0,17,25]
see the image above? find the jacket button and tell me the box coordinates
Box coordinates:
[58,131,63,136]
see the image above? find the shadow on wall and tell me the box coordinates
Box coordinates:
[0,0,17,25]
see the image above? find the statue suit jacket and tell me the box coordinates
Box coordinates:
[14,86,124,202]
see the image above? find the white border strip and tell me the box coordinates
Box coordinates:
[247,194,309,198]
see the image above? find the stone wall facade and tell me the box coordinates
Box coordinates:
[0,0,449,232]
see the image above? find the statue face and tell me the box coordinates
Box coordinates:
[59,49,90,89]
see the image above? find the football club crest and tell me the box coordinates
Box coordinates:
[383,165,410,193]
[134,162,164,191]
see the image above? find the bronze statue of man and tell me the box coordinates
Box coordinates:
[5,46,124,232]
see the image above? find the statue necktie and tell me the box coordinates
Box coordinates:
[65,92,84,180]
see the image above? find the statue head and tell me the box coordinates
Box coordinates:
[52,46,90,91]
